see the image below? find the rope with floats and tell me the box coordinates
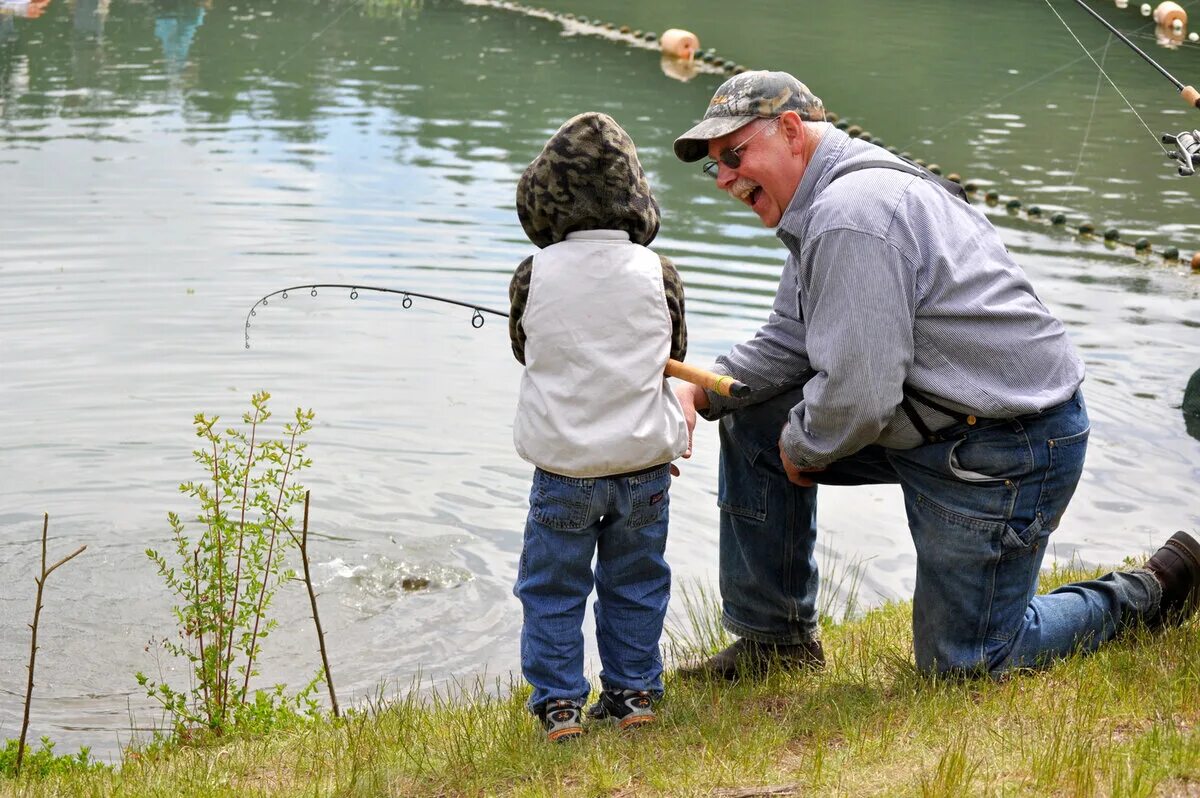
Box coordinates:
[466,0,1200,272]
[237,0,1200,270]
[244,284,752,399]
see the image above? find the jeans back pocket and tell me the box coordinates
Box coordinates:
[627,465,671,530]
[530,469,596,531]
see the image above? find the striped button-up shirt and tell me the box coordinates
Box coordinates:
[704,124,1085,469]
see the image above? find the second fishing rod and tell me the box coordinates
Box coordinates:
[1065,0,1200,174]
[244,283,751,399]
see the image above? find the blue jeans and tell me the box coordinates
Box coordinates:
[514,465,672,710]
[718,387,1160,676]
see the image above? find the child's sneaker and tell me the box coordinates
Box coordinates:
[538,699,584,742]
[586,689,656,730]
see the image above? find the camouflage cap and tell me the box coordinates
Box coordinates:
[673,70,825,162]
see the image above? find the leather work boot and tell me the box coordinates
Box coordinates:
[678,635,825,681]
[1144,530,1200,628]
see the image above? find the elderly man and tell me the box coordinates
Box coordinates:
[672,70,1200,678]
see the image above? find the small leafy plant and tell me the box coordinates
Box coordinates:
[137,391,320,736]
[0,737,106,779]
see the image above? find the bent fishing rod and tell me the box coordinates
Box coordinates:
[1068,0,1200,175]
[244,283,751,399]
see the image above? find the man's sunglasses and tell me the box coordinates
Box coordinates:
[702,117,780,178]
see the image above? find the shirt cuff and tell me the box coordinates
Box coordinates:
[778,420,829,470]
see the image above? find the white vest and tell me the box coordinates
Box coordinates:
[513,230,688,478]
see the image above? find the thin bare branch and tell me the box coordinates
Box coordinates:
[43,545,86,580]
[17,514,86,776]
[298,491,339,717]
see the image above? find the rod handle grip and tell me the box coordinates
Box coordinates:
[665,359,751,398]
[1183,85,1200,109]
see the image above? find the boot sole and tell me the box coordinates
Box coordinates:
[547,726,584,742]
[617,714,655,730]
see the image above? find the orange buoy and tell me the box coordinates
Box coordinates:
[1155,22,1186,47]
[1153,1,1187,31]
[659,28,700,61]
[1191,251,1200,271]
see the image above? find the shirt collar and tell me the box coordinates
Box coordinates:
[564,230,631,242]
[775,123,849,253]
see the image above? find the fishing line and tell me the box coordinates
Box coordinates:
[1044,0,1173,156]
[898,50,1111,152]
[263,0,368,78]
[1071,35,1114,184]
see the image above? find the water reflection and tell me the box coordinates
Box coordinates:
[154,0,208,73]
[659,53,698,83]
[73,0,108,38]
[0,0,51,19]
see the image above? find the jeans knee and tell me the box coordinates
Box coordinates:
[915,649,991,680]
[913,626,994,678]
[915,634,1027,679]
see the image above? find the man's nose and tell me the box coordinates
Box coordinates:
[714,161,736,188]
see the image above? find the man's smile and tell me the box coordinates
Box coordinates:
[727,176,762,207]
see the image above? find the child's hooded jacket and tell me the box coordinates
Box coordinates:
[511,113,688,477]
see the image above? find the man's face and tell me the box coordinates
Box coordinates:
[706,115,806,228]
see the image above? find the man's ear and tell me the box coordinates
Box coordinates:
[778,111,805,154]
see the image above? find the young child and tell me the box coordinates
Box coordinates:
[509,112,689,741]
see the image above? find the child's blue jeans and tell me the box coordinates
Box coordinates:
[515,464,672,711]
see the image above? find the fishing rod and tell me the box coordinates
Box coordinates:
[244,283,751,398]
[1068,0,1200,175]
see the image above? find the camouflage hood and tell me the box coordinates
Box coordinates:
[517,112,660,248]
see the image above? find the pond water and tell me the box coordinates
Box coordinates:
[1,0,1197,760]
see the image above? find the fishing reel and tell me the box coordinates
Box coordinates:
[1162,129,1200,177]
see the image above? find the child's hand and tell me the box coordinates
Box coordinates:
[673,382,708,460]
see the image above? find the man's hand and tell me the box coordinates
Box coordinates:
[779,433,825,487]
[673,381,709,461]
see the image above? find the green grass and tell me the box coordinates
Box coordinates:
[4,563,1198,797]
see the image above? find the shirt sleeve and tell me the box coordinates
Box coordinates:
[699,252,814,420]
[508,255,533,365]
[659,254,688,362]
[778,228,916,469]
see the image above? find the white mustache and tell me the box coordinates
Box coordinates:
[726,177,759,202]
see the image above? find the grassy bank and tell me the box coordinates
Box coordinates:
[4,564,1198,797]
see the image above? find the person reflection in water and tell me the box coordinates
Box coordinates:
[0,0,52,19]
[73,0,110,38]
[0,10,14,45]
[154,0,210,72]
